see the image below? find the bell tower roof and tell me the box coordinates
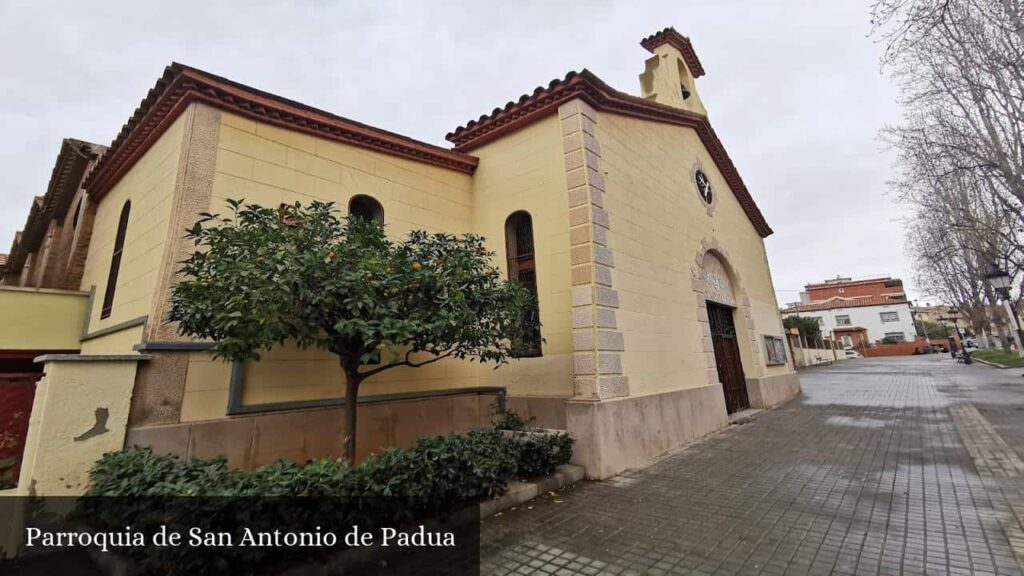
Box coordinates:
[638,27,707,114]
[640,27,705,78]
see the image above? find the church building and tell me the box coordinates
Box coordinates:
[1,28,796,491]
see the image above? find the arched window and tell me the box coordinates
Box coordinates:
[71,198,83,230]
[100,200,130,319]
[505,211,542,357]
[349,195,384,225]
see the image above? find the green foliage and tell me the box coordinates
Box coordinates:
[915,320,949,338]
[491,403,533,432]
[488,405,574,477]
[971,349,1024,367]
[346,430,516,527]
[76,423,573,575]
[783,315,822,343]
[508,432,574,478]
[168,200,536,367]
[880,336,902,345]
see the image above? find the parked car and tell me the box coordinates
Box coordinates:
[844,347,861,359]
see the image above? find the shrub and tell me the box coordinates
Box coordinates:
[74,429,523,575]
[489,405,575,477]
[507,432,574,478]
[74,418,573,574]
[491,403,533,432]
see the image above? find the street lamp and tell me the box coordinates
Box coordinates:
[984,261,1024,357]
[984,262,1013,297]
[938,314,960,358]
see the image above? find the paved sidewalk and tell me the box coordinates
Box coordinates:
[481,356,1024,575]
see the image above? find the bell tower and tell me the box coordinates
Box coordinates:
[638,27,707,115]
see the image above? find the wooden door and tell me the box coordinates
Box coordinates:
[708,302,749,414]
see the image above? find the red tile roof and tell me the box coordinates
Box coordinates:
[782,296,911,314]
[4,139,104,274]
[640,27,705,78]
[84,63,480,199]
[446,69,773,237]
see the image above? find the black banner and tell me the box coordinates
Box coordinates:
[0,497,480,575]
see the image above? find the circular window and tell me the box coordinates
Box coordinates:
[695,170,713,204]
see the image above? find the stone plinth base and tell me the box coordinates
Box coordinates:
[566,384,729,479]
[745,372,800,409]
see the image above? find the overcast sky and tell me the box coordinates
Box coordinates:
[0,0,920,305]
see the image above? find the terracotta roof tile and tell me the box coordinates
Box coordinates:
[782,296,910,314]
[84,63,479,199]
[446,69,773,237]
[4,139,104,274]
[639,27,705,78]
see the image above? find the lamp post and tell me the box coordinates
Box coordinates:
[984,261,1024,358]
[938,313,960,359]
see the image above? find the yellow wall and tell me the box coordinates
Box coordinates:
[0,287,88,350]
[466,116,574,397]
[80,323,146,355]
[79,113,187,343]
[16,359,139,495]
[175,112,573,421]
[596,112,792,397]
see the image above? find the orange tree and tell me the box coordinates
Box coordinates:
[168,200,536,463]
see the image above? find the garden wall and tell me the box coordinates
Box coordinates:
[860,338,950,358]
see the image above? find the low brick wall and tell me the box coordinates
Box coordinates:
[861,338,950,358]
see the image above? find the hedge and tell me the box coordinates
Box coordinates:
[74,420,572,575]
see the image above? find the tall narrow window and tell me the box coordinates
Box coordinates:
[505,211,542,357]
[349,195,384,224]
[100,200,130,319]
[71,198,83,230]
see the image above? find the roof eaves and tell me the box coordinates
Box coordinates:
[446,69,772,237]
[84,63,479,200]
[639,27,706,78]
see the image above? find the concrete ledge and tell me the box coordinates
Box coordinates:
[971,357,1011,369]
[34,354,152,363]
[479,464,584,517]
[504,396,569,429]
[567,384,729,480]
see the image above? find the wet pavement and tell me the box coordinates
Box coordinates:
[480,355,1024,575]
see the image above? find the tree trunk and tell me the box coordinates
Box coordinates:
[343,369,360,465]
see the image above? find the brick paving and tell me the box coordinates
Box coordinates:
[480,356,1024,575]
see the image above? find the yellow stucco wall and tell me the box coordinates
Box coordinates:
[597,112,792,397]
[16,359,139,495]
[79,323,146,355]
[0,287,88,350]
[176,112,571,422]
[463,115,574,397]
[79,113,188,344]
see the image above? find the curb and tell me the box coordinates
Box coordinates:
[971,357,1007,369]
[479,464,585,517]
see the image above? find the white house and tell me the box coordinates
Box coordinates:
[781,296,917,347]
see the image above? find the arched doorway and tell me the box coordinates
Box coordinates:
[700,252,749,414]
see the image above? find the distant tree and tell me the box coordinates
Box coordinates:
[782,315,822,345]
[872,0,1024,350]
[915,320,950,339]
[168,200,537,463]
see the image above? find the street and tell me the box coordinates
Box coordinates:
[481,356,1024,575]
